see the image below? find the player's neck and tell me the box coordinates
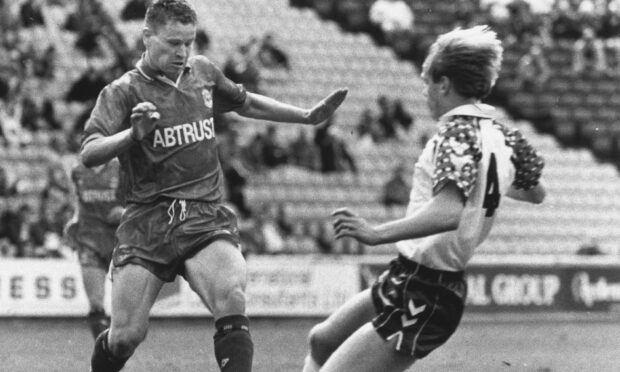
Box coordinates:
[142,53,182,82]
[440,97,480,116]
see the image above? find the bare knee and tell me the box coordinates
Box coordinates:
[212,283,246,318]
[308,323,338,365]
[108,326,148,358]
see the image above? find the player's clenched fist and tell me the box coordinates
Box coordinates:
[130,101,160,141]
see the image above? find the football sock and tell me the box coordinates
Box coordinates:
[88,308,110,339]
[213,315,254,372]
[302,354,321,372]
[90,329,130,372]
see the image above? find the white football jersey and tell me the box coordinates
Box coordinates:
[397,104,543,271]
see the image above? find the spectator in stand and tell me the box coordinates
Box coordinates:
[377,95,396,140]
[333,0,374,34]
[33,45,56,80]
[242,132,266,171]
[314,114,358,174]
[572,26,608,74]
[576,236,603,255]
[551,0,587,40]
[20,0,45,28]
[275,203,294,238]
[121,0,148,21]
[289,127,320,171]
[219,130,253,218]
[515,37,551,91]
[355,108,382,147]
[369,0,415,46]
[255,203,287,255]
[38,200,73,258]
[599,7,620,69]
[1,203,40,257]
[224,41,257,80]
[257,33,291,71]
[194,28,211,55]
[314,221,333,254]
[526,0,555,16]
[381,163,410,207]
[65,66,109,103]
[40,164,72,227]
[262,125,289,168]
[223,41,262,93]
[453,0,477,28]
[0,166,16,196]
[393,98,414,133]
[19,94,40,132]
[504,0,541,45]
[0,237,16,257]
[75,27,103,58]
[41,98,62,131]
[0,100,31,147]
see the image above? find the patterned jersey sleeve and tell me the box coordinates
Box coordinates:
[432,117,483,199]
[494,123,544,190]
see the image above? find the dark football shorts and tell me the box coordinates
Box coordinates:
[66,221,116,270]
[371,255,467,359]
[113,198,240,282]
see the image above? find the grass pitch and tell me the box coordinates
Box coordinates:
[1,316,619,371]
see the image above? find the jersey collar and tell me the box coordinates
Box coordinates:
[136,54,190,87]
[440,103,495,121]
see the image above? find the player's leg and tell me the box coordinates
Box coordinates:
[81,264,109,338]
[90,264,164,372]
[302,288,376,372]
[75,227,116,339]
[320,323,414,372]
[183,239,252,372]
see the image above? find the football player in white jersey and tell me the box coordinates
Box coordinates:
[302,25,546,372]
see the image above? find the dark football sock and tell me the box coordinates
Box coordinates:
[91,329,130,372]
[88,309,110,339]
[213,315,254,372]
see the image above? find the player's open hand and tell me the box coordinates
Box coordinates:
[130,102,160,141]
[332,207,379,245]
[306,88,348,125]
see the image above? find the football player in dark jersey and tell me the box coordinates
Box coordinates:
[65,158,124,339]
[82,1,347,371]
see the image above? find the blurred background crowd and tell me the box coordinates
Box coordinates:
[1,0,619,259]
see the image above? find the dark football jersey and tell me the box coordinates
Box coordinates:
[71,158,123,225]
[82,55,247,203]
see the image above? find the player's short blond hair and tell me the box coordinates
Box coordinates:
[422,25,503,99]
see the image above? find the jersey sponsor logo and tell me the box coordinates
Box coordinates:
[152,118,215,148]
[202,89,212,109]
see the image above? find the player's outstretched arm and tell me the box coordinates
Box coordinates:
[332,182,465,246]
[506,181,546,204]
[235,88,348,125]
